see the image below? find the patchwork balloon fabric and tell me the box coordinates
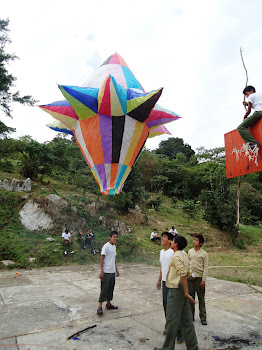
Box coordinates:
[40,53,180,195]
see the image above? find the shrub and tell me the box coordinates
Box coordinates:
[147,194,163,211]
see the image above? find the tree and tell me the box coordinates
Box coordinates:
[201,188,237,232]
[182,200,200,223]
[74,169,100,195]
[0,120,15,138]
[136,149,165,191]
[156,137,195,161]
[111,191,134,213]
[199,165,237,232]
[0,18,36,117]
[18,139,55,182]
[196,146,225,164]
[150,175,170,192]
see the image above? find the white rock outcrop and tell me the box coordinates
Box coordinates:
[0,178,31,192]
[1,260,15,266]
[111,220,133,235]
[19,200,53,231]
[46,194,67,207]
[46,237,55,242]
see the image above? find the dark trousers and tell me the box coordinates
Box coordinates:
[151,237,161,244]
[78,238,85,250]
[188,277,206,320]
[86,238,94,251]
[162,282,182,338]
[162,281,168,317]
[162,284,198,350]
[99,273,115,303]
[63,240,70,253]
[237,111,262,144]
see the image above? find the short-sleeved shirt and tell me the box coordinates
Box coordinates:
[101,242,116,273]
[150,231,158,239]
[62,232,71,241]
[169,228,178,236]
[160,248,174,282]
[248,92,262,111]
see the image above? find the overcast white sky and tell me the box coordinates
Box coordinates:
[1,0,262,152]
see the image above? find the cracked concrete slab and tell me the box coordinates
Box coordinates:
[0,300,72,339]
[0,274,33,288]
[0,263,261,350]
[207,294,262,323]
[0,337,19,349]
[27,271,86,285]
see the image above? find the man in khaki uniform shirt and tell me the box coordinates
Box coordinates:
[154,235,198,350]
[188,234,208,325]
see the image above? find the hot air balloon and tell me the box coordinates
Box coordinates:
[40,53,180,195]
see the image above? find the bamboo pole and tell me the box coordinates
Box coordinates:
[235,48,249,227]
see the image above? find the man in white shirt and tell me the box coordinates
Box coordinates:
[156,232,176,334]
[97,231,119,316]
[150,229,161,243]
[237,85,262,148]
[62,229,71,255]
[169,226,178,236]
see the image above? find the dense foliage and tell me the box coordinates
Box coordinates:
[2,18,261,235]
[1,131,262,234]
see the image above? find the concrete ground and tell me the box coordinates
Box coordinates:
[0,263,262,350]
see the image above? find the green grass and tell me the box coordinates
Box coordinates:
[1,184,262,286]
[209,267,262,287]
[237,223,262,246]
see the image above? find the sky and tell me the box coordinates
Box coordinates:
[1,0,262,152]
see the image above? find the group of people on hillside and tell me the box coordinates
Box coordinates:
[150,226,178,244]
[97,229,208,350]
[77,229,95,252]
[61,227,97,255]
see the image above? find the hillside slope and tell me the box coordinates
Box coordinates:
[0,172,262,286]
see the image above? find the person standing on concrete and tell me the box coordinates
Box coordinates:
[156,231,174,320]
[154,235,198,350]
[97,231,120,316]
[187,234,208,325]
[156,231,184,343]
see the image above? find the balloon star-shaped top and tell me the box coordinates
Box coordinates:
[40,53,180,195]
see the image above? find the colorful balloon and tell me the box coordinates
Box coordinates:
[40,53,180,195]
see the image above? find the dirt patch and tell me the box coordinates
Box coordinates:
[212,332,262,349]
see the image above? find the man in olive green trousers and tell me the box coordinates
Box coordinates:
[188,234,208,325]
[154,235,198,350]
[162,285,198,350]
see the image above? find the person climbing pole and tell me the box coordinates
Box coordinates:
[237,85,262,149]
